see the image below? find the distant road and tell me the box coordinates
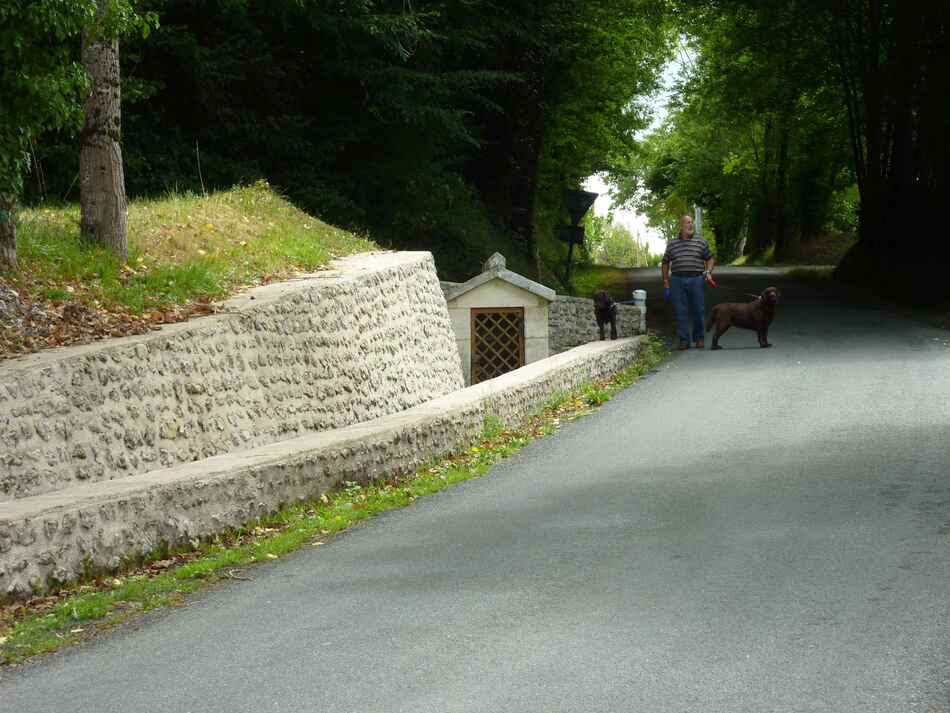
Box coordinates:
[3,268,950,712]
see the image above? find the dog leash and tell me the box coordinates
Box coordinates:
[706,274,761,299]
[663,275,763,301]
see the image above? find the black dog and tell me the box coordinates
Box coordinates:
[705,286,780,350]
[593,290,618,340]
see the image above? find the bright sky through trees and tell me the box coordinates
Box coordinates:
[586,51,685,255]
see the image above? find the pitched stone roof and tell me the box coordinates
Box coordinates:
[442,253,556,303]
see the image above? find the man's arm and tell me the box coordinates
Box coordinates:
[662,261,670,287]
[702,240,715,276]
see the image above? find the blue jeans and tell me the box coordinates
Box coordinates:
[670,274,705,344]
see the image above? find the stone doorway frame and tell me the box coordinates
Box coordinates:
[470,307,525,384]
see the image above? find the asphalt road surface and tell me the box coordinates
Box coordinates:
[3,268,950,712]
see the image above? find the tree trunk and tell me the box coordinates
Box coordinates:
[80,2,128,263]
[736,202,750,258]
[774,122,796,261]
[0,194,17,270]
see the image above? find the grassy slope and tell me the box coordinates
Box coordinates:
[1,182,376,357]
[731,232,857,267]
[570,264,638,300]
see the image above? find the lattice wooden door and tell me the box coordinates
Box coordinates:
[471,307,525,384]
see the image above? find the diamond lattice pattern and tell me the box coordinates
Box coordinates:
[472,309,524,384]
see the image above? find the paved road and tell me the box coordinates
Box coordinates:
[3,268,950,712]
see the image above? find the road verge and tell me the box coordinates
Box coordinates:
[0,336,669,664]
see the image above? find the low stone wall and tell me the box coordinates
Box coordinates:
[0,337,644,597]
[548,296,643,354]
[0,252,463,501]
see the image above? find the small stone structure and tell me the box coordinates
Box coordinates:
[443,253,556,385]
[0,252,463,502]
[442,254,645,379]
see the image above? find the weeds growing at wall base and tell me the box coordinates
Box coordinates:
[0,337,669,664]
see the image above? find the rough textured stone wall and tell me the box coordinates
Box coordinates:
[0,252,463,501]
[548,296,642,354]
[0,337,644,597]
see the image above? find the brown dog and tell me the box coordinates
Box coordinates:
[593,290,618,340]
[705,286,780,350]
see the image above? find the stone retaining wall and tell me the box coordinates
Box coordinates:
[548,296,643,354]
[0,337,644,597]
[0,252,464,501]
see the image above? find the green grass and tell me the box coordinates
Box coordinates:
[8,181,376,317]
[731,244,776,267]
[543,389,570,411]
[0,337,670,665]
[732,233,856,267]
[582,383,611,406]
[787,266,835,281]
[570,264,640,299]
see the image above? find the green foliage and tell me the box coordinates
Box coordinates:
[827,183,859,238]
[20,0,674,286]
[569,264,640,300]
[481,414,505,441]
[582,382,611,406]
[544,390,570,411]
[612,4,853,264]
[0,0,96,200]
[10,0,942,287]
[531,0,674,285]
[11,0,678,286]
[582,212,660,268]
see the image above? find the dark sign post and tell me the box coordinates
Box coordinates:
[560,189,598,291]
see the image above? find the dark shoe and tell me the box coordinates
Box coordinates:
[695,340,704,349]
[678,342,690,351]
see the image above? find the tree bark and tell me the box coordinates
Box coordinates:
[0,194,17,271]
[774,121,796,261]
[80,1,128,263]
[736,202,750,258]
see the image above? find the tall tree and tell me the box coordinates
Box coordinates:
[826,0,950,298]
[528,0,673,283]
[80,0,129,261]
[20,0,673,284]
[0,0,96,269]
[614,2,854,263]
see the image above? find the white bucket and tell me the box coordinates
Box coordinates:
[632,289,647,307]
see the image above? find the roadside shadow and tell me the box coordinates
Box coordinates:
[704,346,771,351]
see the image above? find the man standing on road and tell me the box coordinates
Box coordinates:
[662,215,715,350]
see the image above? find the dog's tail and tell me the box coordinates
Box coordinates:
[705,307,717,333]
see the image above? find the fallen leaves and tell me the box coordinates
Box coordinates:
[0,274,222,362]
[149,559,177,572]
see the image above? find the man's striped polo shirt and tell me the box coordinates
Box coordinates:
[662,235,713,276]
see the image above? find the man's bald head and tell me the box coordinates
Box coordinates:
[679,214,694,238]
